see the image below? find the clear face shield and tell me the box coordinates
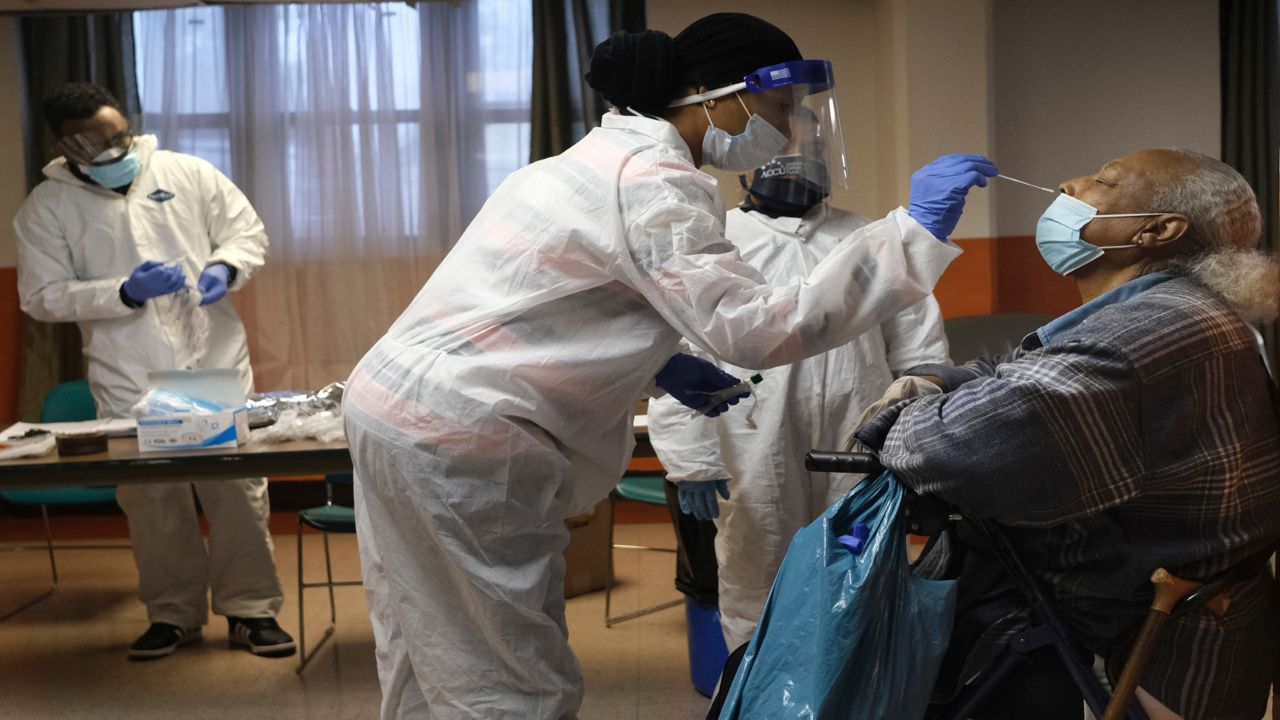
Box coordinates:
[740,108,835,216]
[743,60,848,193]
[666,59,848,183]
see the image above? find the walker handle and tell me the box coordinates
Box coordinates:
[804,451,884,475]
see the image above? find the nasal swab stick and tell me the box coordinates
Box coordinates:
[996,174,1056,194]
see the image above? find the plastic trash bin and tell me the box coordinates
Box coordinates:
[686,597,730,697]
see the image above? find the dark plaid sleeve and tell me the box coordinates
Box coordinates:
[874,339,1144,527]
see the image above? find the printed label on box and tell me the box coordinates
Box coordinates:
[137,409,248,452]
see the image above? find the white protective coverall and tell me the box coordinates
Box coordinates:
[14,135,283,628]
[342,113,962,719]
[647,203,951,650]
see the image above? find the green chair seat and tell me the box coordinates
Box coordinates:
[299,504,356,534]
[615,475,668,506]
[2,488,117,507]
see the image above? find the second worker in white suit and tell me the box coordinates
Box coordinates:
[648,134,951,650]
[14,83,294,661]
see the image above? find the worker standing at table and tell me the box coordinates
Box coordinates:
[13,82,294,660]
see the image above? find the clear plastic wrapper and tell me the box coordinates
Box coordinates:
[153,269,210,371]
[131,388,233,418]
[249,409,344,444]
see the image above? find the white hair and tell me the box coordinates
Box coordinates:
[1147,149,1279,323]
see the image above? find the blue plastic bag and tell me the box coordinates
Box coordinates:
[718,472,957,720]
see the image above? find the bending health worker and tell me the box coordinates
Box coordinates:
[343,13,995,720]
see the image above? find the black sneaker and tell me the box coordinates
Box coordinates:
[227,616,296,657]
[128,623,203,660]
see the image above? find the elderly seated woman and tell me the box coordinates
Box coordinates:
[856,149,1280,720]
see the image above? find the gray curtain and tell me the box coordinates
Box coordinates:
[1220,0,1280,376]
[17,15,139,420]
[530,0,644,161]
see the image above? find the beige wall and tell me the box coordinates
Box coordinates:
[991,0,1220,237]
[0,17,24,268]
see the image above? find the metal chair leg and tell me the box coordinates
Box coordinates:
[296,516,308,673]
[604,496,615,624]
[296,522,338,674]
[323,532,337,626]
[0,505,60,622]
[605,495,683,627]
[41,505,58,586]
[296,517,359,674]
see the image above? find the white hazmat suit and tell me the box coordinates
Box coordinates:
[342,113,962,719]
[647,203,950,650]
[14,135,283,628]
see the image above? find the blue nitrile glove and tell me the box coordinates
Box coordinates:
[678,479,730,521]
[197,263,231,305]
[654,353,747,417]
[122,260,186,305]
[908,153,998,241]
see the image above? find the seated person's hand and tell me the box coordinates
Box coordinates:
[843,375,943,451]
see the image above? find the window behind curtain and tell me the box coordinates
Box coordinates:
[132,1,532,257]
[129,2,533,392]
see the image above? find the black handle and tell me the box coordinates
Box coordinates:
[804,451,884,475]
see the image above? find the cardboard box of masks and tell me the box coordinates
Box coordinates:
[136,369,250,452]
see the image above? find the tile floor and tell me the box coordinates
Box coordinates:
[0,523,709,720]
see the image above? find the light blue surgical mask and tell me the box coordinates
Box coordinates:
[1035,193,1165,275]
[86,148,141,189]
[701,94,788,172]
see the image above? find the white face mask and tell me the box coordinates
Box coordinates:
[701,94,788,172]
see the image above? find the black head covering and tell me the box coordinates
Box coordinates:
[586,13,802,116]
[586,30,682,115]
[673,13,801,89]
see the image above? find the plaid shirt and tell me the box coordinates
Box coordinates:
[858,274,1280,719]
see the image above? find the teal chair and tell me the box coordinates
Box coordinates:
[605,475,681,627]
[0,380,123,621]
[295,472,361,673]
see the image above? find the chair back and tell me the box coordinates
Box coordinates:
[944,313,1052,365]
[3,380,113,507]
[40,380,97,423]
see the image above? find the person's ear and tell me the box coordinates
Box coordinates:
[1134,213,1189,247]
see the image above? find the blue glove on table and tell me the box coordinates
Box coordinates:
[654,353,747,418]
[122,260,186,305]
[197,263,232,305]
[678,479,730,521]
[908,153,998,241]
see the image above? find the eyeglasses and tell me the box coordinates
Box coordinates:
[57,131,134,167]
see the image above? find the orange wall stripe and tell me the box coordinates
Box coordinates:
[934,237,996,319]
[994,235,1080,318]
